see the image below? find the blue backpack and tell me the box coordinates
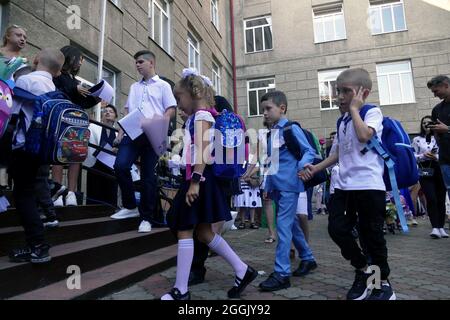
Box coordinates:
[13,87,91,165]
[190,109,248,179]
[337,105,419,232]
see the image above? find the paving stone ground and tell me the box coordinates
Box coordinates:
[104,215,450,300]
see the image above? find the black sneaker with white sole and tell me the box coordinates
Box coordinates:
[9,247,32,263]
[30,244,51,264]
[42,218,59,228]
[347,270,371,300]
[366,283,396,300]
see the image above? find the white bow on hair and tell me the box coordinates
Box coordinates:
[182,68,213,87]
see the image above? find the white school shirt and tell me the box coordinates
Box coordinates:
[125,75,176,118]
[12,71,55,150]
[335,107,385,191]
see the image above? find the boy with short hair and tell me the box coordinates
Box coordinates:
[258,91,317,292]
[9,48,65,263]
[302,68,396,300]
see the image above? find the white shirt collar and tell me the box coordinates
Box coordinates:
[140,74,160,84]
[32,70,53,80]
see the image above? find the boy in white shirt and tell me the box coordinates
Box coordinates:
[301,68,395,300]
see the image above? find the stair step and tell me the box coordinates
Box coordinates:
[0,229,176,299]
[9,245,177,300]
[0,205,116,228]
[0,216,141,257]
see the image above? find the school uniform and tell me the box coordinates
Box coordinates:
[329,107,391,280]
[167,110,231,231]
[264,117,316,277]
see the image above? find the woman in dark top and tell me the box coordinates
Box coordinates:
[52,45,101,207]
[85,105,118,207]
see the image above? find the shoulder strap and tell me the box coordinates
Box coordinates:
[359,104,377,121]
[13,87,38,101]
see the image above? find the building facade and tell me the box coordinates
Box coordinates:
[234,0,450,137]
[1,0,234,117]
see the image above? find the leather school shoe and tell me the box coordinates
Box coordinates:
[293,260,318,277]
[259,272,291,292]
[161,288,191,300]
[228,266,258,298]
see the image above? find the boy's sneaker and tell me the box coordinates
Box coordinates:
[138,220,152,233]
[54,195,64,207]
[65,191,78,206]
[412,219,418,226]
[30,244,51,264]
[9,247,32,263]
[43,218,59,228]
[366,282,396,300]
[111,208,139,220]
[430,228,441,239]
[439,228,449,238]
[347,270,371,300]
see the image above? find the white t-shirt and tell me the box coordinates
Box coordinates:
[335,108,385,191]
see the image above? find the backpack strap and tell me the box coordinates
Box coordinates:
[282,121,302,160]
[362,137,409,233]
[13,87,38,101]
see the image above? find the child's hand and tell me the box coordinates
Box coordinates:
[186,182,200,206]
[349,86,368,112]
[299,163,315,181]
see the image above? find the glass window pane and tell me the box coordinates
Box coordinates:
[335,14,346,39]
[314,20,324,43]
[323,16,334,41]
[162,15,169,50]
[258,90,266,115]
[377,75,390,105]
[377,61,410,74]
[320,82,331,109]
[246,18,268,28]
[264,26,273,50]
[389,74,402,104]
[255,27,263,51]
[330,80,339,108]
[370,8,382,34]
[249,79,272,89]
[246,29,254,53]
[393,4,405,30]
[401,73,415,102]
[249,91,258,116]
[382,6,394,32]
[154,7,161,44]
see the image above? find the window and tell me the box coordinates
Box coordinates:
[110,0,121,8]
[313,8,346,43]
[369,0,406,35]
[212,61,221,95]
[188,33,201,71]
[247,78,276,117]
[149,0,171,52]
[376,61,415,105]
[244,16,273,54]
[211,0,219,29]
[77,56,117,105]
[318,68,348,110]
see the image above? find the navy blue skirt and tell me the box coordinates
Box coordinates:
[167,166,232,231]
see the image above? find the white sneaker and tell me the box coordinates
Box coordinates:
[53,195,63,207]
[439,228,449,238]
[412,219,418,226]
[430,228,441,239]
[65,191,78,206]
[52,185,67,201]
[110,208,139,220]
[138,220,152,233]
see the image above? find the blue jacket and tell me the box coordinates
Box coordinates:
[265,117,316,193]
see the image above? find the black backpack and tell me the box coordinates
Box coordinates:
[282,121,328,188]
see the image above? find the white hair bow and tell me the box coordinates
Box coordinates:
[182,68,200,79]
[201,75,213,87]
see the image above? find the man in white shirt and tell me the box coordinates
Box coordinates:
[301,68,395,301]
[8,48,65,264]
[111,50,176,233]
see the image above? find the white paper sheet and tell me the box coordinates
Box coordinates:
[96,143,116,169]
[118,109,144,140]
[89,80,114,103]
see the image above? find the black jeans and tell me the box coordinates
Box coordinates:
[328,189,390,280]
[35,165,56,220]
[10,150,45,247]
[86,161,118,207]
[420,163,447,228]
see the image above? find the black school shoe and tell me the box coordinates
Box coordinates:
[188,270,206,286]
[366,282,397,300]
[259,272,291,292]
[293,260,318,277]
[9,247,32,263]
[228,266,258,298]
[162,288,191,300]
[347,270,371,300]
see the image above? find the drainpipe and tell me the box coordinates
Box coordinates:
[96,0,107,122]
[230,0,238,113]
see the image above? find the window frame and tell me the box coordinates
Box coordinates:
[211,0,219,29]
[318,68,349,111]
[212,61,221,95]
[149,0,171,53]
[313,8,347,44]
[376,60,416,106]
[247,77,276,117]
[244,16,273,54]
[369,0,407,35]
[188,32,201,72]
